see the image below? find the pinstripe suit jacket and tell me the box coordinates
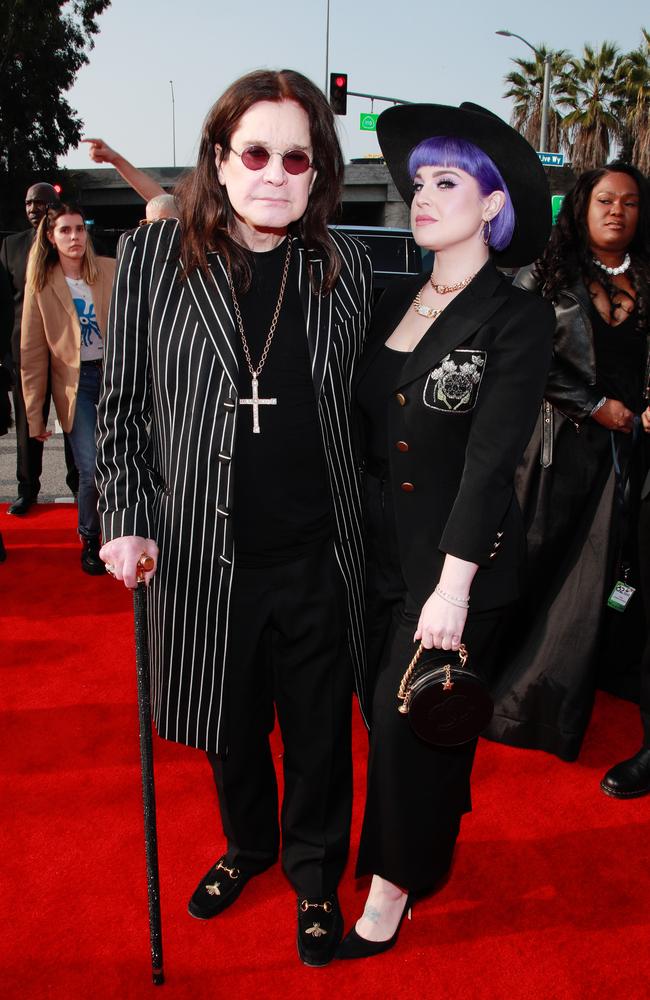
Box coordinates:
[96,219,373,753]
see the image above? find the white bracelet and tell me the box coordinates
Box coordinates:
[434,585,469,609]
[590,396,608,416]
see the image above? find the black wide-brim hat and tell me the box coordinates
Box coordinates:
[377,102,551,268]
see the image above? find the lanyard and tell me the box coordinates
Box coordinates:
[610,416,642,581]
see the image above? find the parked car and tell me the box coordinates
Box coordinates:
[331,225,428,300]
[96,224,429,296]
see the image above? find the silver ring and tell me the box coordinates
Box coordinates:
[105,562,116,577]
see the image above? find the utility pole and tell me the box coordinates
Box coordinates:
[496,30,553,152]
[169,80,176,168]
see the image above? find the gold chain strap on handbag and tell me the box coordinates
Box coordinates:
[397,642,468,714]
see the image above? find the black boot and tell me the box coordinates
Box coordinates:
[601,747,650,798]
[80,535,106,576]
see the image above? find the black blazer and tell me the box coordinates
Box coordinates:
[0,260,12,359]
[356,260,555,612]
[0,228,34,362]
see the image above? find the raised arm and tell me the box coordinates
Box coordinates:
[82,138,166,202]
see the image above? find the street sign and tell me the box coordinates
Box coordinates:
[538,152,564,167]
[551,195,565,224]
[360,113,379,132]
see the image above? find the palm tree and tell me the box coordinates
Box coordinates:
[559,42,625,173]
[618,29,650,173]
[503,46,571,152]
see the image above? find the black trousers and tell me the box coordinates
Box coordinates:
[207,538,353,898]
[355,471,505,893]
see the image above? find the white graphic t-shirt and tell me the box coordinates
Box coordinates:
[65,276,104,361]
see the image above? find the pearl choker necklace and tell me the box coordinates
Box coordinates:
[593,253,631,276]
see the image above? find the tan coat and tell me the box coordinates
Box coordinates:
[21,258,115,436]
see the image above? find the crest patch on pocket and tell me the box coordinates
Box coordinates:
[423,349,487,413]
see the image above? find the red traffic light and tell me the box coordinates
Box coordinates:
[53,184,62,194]
[329,72,348,115]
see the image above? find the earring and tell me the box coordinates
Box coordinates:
[482,219,491,246]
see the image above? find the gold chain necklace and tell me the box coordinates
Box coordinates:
[229,238,292,434]
[412,289,443,320]
[429,271,477,295]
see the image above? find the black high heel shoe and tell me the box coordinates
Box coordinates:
[336,893,413,960]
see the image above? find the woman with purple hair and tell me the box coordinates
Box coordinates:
[338,103,555,959]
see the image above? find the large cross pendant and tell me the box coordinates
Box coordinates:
[240,377,277,434]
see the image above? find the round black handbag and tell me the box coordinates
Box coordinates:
[397,643,494,746]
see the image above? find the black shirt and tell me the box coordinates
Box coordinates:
[356,345,409,473]
[591,305,644,412]
[232,239,331,566]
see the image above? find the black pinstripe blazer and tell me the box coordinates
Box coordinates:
[96,220,373,754]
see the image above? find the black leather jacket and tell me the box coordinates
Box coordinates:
[515,264,650,465]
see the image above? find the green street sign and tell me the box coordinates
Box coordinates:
[551,195,565,224]
[538,151,564,167]
[360,113,379,132]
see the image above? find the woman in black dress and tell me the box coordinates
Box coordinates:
[338,103,555,958]
[486,164,650,788]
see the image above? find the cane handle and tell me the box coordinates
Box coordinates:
[136,554,155,582]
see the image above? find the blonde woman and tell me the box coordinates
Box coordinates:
[21,203,115,573]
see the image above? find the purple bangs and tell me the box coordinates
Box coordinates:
[408,136,515,251]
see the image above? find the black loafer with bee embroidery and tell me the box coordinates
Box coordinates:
[296,893,343,966]
[188,854,272,920]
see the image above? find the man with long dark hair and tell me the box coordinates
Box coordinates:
[96,69,372,966]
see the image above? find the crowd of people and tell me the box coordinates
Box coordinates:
[1,66,649,968]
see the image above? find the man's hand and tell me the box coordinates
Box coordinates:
[82,138,118,165]
[100,535,159,589]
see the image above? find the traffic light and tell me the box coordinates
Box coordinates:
[329,72,348,115]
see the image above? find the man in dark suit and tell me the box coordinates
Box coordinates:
[96,71,373,967]
[0,182,78,514]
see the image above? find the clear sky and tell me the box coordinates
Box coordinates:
[60,0,648,171]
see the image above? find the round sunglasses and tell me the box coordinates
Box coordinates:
[229,145,313,175]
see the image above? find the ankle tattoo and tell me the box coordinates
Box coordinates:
[363,904,381,924]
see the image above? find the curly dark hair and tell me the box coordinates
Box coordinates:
[174,69,344,294]
[534,162,650,331]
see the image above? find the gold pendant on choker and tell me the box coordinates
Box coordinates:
[413,290,443,320]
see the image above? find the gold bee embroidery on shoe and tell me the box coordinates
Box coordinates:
[205,881,221,896]
[305,923,328,937]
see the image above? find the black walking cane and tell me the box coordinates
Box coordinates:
[132,555,164,986]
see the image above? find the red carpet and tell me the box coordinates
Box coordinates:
[1,504,649,999]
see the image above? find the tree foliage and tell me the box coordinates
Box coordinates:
[559,42,625,174]
[620,28,650,174]
[503,47,571,154]
[0,0,110,226]
[501,28,650,174]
